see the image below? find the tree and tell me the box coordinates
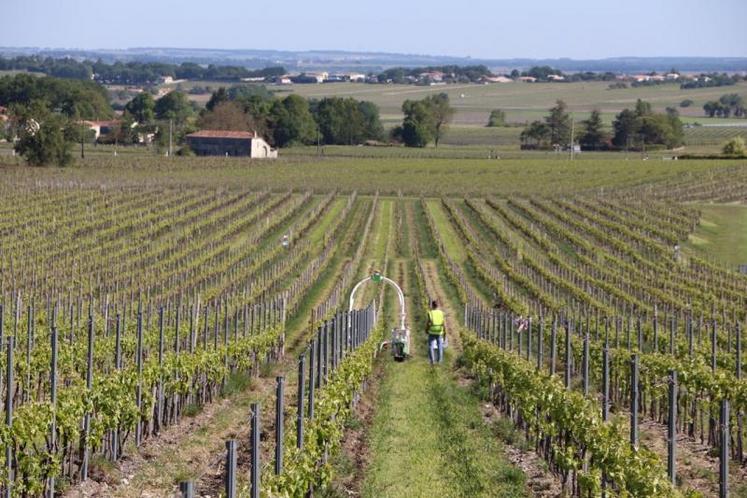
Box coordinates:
[397,99,436,147]
[612,109,640,148]
[425,93,454,147]
[205,87,229,112]
[723,136,746,155]
[520,120,550,147]
[269,94,316,147]
[703,101,723,118]
[395,94,453,148]
[545,100,572,145]
[13,103,73,166]
[124,92,155,123]
[634,99,653,117]
[719,94,745,117]
[579,109,608,150]
[311,97,383,145]
[198,101,254,131]
[0,73,112,119]
[612,101,684,149]
[487,109,506,127]
[154,91,193,126]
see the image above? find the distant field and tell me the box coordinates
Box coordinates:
[1,153,740,197]
[273,81,747,126]
[166,79,747,151]
[683,125,747,146]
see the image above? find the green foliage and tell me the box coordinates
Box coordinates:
[124,93,156,123]
[612,99,684,149]
[270,94,316,147]
[311,97,383,145]
[0,73,112,119]
[579,109,609,150]
[520,100,571,149]
[395,93,454,147]
[461,330,677,497]
[154,91,193,125]
[13,104,73,167]
[722,136,746,155]
[487,109,506,127]
[263,324,385,496]
[704,94,745,118]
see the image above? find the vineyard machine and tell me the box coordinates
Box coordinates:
[349,271,410,360]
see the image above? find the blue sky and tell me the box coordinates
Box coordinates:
[3,0,746,59]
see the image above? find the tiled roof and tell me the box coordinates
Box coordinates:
[186,130,255,139]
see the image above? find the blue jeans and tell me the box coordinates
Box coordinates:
[428,334,444,365]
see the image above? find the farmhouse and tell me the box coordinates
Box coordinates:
[482,75,513,83]
[82,120,121,139]
[185,130,278,158]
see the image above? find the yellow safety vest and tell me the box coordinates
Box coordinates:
[428,309,445,335]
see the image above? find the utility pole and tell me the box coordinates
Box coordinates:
[80,120,85,159]
[169,119,173,157]
[569,118,575,160]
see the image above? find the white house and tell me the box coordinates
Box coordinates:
[482,76,513,83]
[185,130,278,158]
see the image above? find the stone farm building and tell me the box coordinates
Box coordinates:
[185,130,278,158]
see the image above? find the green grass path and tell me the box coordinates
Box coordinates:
[686,203,747,268]
[360,259,525,498]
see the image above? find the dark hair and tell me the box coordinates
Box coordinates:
[431,300,438,309]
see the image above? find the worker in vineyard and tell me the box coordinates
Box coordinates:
[426,300,446,365]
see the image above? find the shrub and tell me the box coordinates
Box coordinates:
[722,136,746,155]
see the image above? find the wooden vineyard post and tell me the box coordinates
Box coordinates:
[5,335,14,498]
[582,327,590,396]
[712,320,718,373]
[602,348,610,421]
[81,313,95,480]
[48,326,58,497]
[157,307,165,432]
[637,317,643,353]
[24,305,31,403]
[564,320,572,389]
[526,317,531,361]
[537,315,543,371]
[308,339,316,419]
[737,323,743,462]
[688,314,694,357]
[250,402,260,498]
[297,353,305,449]
[668,370,677,485]
[275,376,284,475]
[179,481,194,498]
[113,313,122,459]
[550,317,557,375]
[720,399,729,498]
[135,306,144,446]
[225,439,237,498]
[630,354,639,450]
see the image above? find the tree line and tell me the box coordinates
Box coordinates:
[521,99,685,151]
[0,56,286,85]
[703,94,745,118]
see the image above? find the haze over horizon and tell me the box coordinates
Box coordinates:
[3,0,746,60]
